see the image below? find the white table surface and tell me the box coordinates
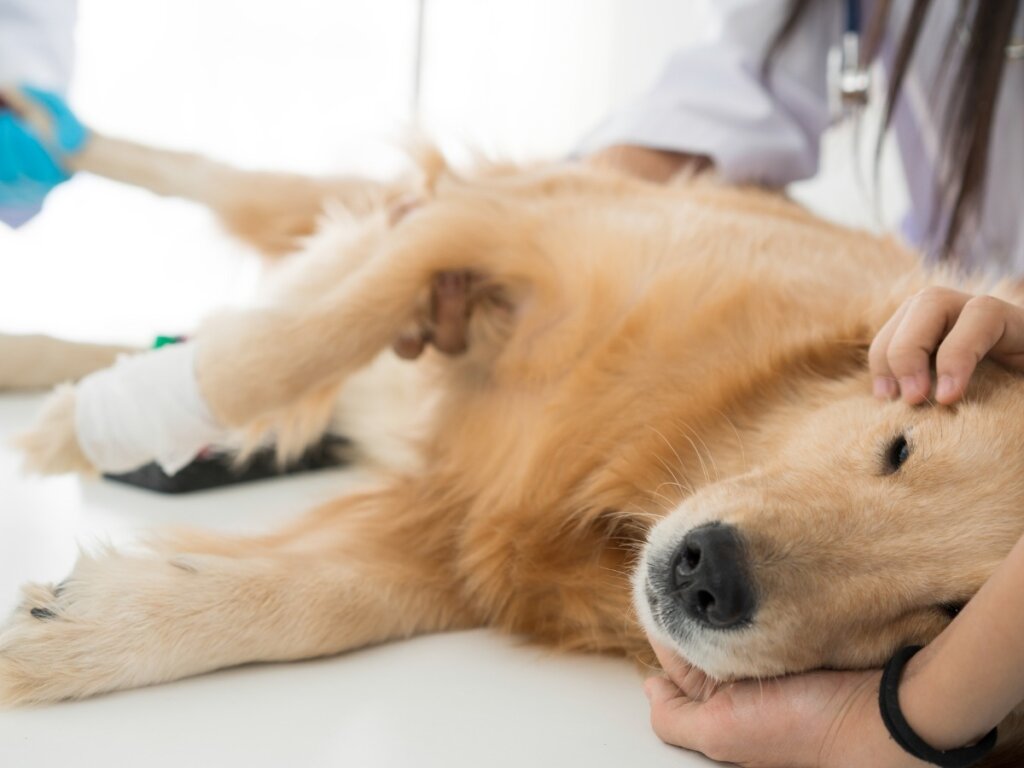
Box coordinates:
[0,393,719,768]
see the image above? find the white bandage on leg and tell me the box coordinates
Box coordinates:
[74,342,226,475]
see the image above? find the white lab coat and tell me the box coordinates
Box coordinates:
[0,0,76,225]
[0,0,76,91]
[581,0,838,188]
[581,0,1024,275]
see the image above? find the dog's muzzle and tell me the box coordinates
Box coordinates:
[660,522,757,630]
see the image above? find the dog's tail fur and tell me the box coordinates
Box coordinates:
[69,132,432,258]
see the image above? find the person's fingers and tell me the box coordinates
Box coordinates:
[0,86,51,144]
[933,296,1010,403]
[430,271,470,355]
[650,639,689,682]
[885,288,969,404]
[20,86,87,152]
[868,301,910,399]
[989,300,1024,371]
[645,676,708,751]
[649,639,718,700]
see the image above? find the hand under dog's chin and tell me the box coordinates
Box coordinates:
[633,571,786,682]
[657,623,792,682]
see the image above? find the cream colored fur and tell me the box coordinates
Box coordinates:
[4,127,1024,767]
[0,334,132,392]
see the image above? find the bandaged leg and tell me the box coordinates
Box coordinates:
[23,201,532,477]
[74,343,225,475]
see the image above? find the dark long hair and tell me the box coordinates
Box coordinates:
[766,0,1021,261]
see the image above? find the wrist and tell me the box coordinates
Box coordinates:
[878,646,999,768]
[822,672,922,768]
[585,144,710,183]
[899,646,994,752]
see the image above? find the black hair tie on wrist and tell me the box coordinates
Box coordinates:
[879,645,998,768]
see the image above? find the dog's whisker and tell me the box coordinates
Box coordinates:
[648,489,681,514]
[647,431,695,498]
[621,501,666,525]
[650,423,713,493]
[679,422,721,483]
[652,479,694,501]
[711,407,748,474]
[673,427,712,486]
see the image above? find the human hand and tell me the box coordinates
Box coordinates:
[869,287,1024,405]
[0,84,87,217]
[585,145,710,183]
[643,641,916,768]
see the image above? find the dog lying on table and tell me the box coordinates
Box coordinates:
[3,101,1024,767]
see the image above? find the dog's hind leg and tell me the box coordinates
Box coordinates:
[17,197,553,475]
[194,201,554,432]
[69,133,419,257]
[0,86,427,258]
[0,485,471,705]
[0,333,136,390]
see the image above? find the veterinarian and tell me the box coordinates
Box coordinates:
[0,0,82,228]
[581,1,1024,766]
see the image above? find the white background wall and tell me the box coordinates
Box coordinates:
[0,0,905,344]
[69,0,716,166]
[418,0,715,160]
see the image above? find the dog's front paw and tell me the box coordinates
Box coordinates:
[0,563,131,705]
[0,549,238,705]
[0,581,74,706]
[15,385,96,475]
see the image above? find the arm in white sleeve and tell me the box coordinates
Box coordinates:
[579,0,839,187]
[0,0,78,225]
[0,0,77,92]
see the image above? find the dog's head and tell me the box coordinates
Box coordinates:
[636,364,1024,680]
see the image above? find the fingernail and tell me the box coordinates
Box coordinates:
[873,377,896,400]
[899,376,919,400]
[936,375,957,402]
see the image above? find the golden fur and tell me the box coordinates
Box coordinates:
[4,129,1024,766]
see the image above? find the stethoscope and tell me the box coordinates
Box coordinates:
[829,0,1024,124]
[829,0,1022,252]
[828,0,871,123]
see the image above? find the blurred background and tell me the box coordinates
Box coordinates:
[0,0,907,345]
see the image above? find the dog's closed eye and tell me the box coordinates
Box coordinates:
[938,602,965,620]
[883,434,911,474]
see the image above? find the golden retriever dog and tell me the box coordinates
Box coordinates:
[3,112,1024,766]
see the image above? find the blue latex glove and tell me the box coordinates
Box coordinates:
[0,85,87,227]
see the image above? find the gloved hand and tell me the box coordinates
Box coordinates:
[0,85,87,227]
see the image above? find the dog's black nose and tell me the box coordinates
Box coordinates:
[670,523,756,629]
